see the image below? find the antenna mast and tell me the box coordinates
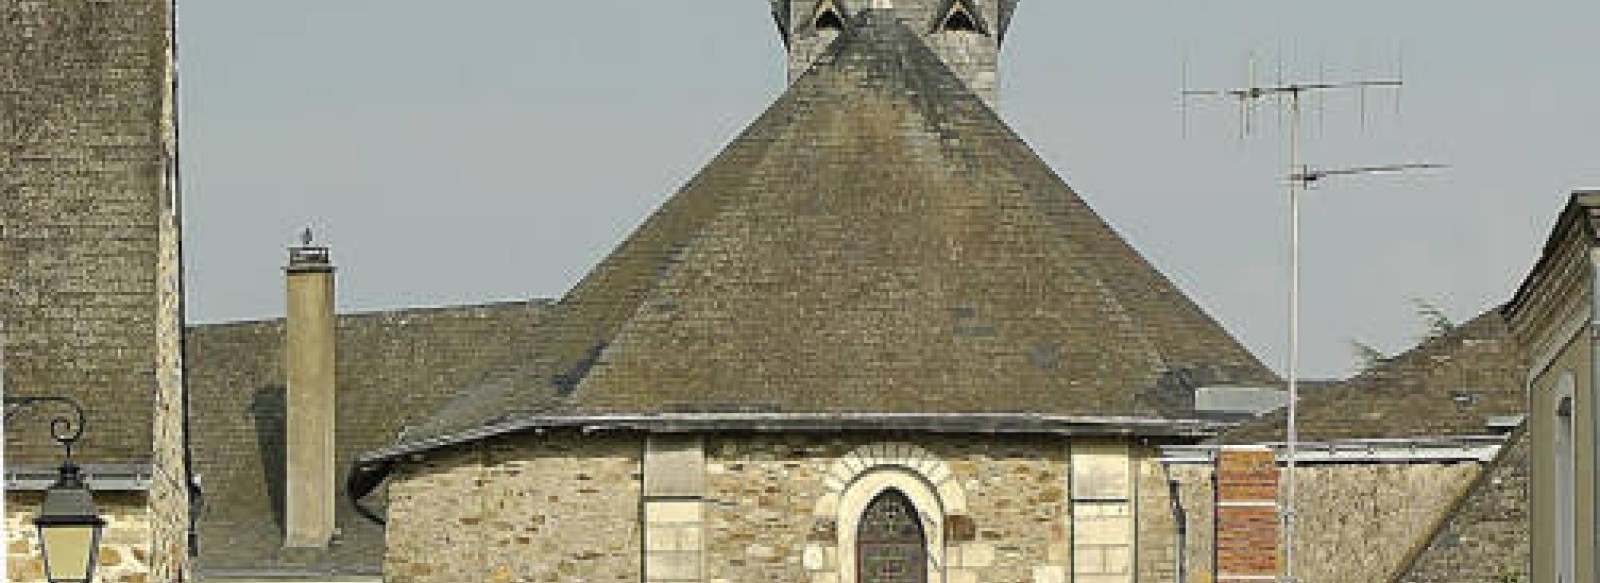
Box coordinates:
[1182,55,1436,583]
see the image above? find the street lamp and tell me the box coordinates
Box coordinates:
[5,396,106,583]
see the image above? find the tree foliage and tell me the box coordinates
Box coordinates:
[1412,298,1455,342]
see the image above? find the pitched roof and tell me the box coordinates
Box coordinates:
[386,10,1274,455]
[2,0,174,467]
[1217,310,1525,444]
[1506,190,1600,325]
[1391,425,1529,583]
[185,301,550,577]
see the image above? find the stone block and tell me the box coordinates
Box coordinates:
[814,492,840,518]
[646,552,701,581]
[803,544,826,571]
[1048,539,1071,564]
[960,542,994,567]
[1076,547,1106,574]
[648,525,702,552]
[947,568,978,583]
[1102,547,1131,574]
[1034,565,1067,583]
[647,500,704,524]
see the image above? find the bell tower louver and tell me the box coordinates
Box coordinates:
[769,0,1019,107]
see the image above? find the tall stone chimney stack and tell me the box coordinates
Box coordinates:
[284,232,336,548]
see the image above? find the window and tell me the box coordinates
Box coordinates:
[939,6,978,32]
[1554,373,1576,583]
[933,0,988,35]
[858,489,927,583]
[814,0,846,31]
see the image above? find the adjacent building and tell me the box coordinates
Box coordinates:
[1209,311,1525,583]
[1,1,192,582]
[182,247,552,580]
[1504,191,1599,583]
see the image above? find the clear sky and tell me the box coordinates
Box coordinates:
[179,1,1600,379]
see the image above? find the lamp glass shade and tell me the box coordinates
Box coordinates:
[37,524,101,583]
[35,483,105,583]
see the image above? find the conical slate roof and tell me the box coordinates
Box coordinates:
[388,10,1273,452]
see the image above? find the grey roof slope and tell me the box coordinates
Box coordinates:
[1218,310,1524,443]
[1507,190,1600,321]
[185,301,550,577]
[389,10,1274,454]
[2,0,172,466]
[1392,425,1529,583]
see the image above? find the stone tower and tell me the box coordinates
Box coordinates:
[769,0,1019,106]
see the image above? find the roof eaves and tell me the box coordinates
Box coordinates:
[1506,192,1598,323]
[356,413,1235,466]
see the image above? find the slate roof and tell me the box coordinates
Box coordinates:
[2,0,174,467]
[1506,190,1600,322]
[1217,310,1525,444]
[1391,424,1530,583]
[184,301,550,577]
[386,9,1275,458]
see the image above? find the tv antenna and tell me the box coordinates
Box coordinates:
[1181,53,1441,583]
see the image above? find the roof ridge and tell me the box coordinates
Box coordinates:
[1347,309,1506,385]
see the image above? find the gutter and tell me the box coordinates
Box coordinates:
[197,567,382,582]
[1164,465,1187,583]
[5,463,155,491]
[1590,244,1599,563]
[345,459,391,526]
[1158,434,1513,465]
[357,412,1236,466]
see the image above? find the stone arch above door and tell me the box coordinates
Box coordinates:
[802,442,974,583]
[813,442,968,519]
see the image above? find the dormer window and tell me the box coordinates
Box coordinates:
[814,0,846,31]
[934,0,988,35]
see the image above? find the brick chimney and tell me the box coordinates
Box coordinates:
[1215,447,1280,583]
[284,233,336,548]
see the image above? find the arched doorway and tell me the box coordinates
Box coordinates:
[857,489,927,583]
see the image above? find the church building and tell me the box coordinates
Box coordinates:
[353,3,1288,583]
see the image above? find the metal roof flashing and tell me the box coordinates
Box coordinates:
[4,463,154,491]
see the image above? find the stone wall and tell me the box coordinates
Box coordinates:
[1155,459,1478,583]
[1288,463,1479,583]
[382,433,1487,583]
[149,22,190,571]
[1172,464,1216,583]
[383,432,1096,583]
[705,434,1070,583]
[1138,455,1216,583]
[383,432,643,583]
[6,492,152,583]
